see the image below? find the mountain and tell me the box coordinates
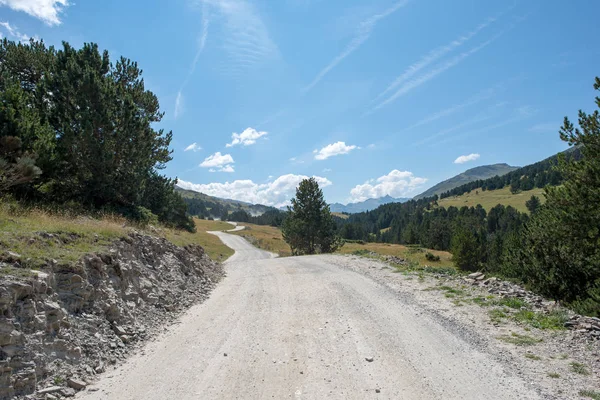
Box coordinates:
[330,195,410,214]
[414,163,519,200]
[175,187,275,217]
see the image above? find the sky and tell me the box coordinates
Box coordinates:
[1,0,599,207]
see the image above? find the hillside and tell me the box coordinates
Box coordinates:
[414,163,519,200]
[437,186,545,213]
[175,186,276,218]
[330,195,409,213]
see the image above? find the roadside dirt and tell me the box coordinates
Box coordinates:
[75,233,597,399]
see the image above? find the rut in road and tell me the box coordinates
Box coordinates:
[77,229,542,400]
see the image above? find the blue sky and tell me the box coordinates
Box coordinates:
[1,0,599,207]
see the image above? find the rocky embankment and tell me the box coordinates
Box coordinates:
[0,233,224,399]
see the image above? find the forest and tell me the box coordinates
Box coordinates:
[0,39,194,231]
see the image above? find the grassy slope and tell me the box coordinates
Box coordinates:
[437,186,545,213]
[0,206,235,276]
[229,223,291,257]
[230,222,453,267]
[165,219,234,262]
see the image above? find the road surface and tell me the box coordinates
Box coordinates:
[78,230,542,400]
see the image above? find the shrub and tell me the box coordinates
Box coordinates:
[425,252,440,262]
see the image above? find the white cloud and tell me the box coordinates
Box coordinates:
[184,142,202,152]
[366,143,376,149]
[0,0,68,25]
[323,168,332,172]
[178,174,332,208]
[454,153,480,164]
[289,157,296,161]
[226,127,268,147]
[200,152,235,172]
[174,91,183,119]
[349,170,427,202]
[0,21,32,42]
[303,0,410,92]
[314,141,359,160]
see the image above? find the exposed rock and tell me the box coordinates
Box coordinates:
[66,378,86,390]
[365,357,374,362]
[0,233,224,400]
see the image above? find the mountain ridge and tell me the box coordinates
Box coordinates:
[414,163,520,200]
[330,195,409,214]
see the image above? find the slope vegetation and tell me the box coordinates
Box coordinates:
[415,163,519,199]
[438,186,545,213]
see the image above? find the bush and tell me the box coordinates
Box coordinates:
[425,252,440,262]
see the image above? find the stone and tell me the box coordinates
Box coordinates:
[37,386,63,395]
[376,389,381,393]
[365,357,374,362]
[67,378,87,390]
[468,272,484,279]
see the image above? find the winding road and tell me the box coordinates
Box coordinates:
[78,227,542,400]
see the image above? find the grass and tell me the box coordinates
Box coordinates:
[580,390,600,400]
[437,186,545,213]
[165,218,234,262]
[498,332,542,346]
[512,309,568,330]
[489,309,509,324]
[547,372,560,379]
[331,212,349,219]
[570,362,591,376]
[0,201,236,273]
[229,223,292,257]
[338,242,454,269]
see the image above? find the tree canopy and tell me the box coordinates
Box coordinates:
[282,178,341,255]
[0,38,193,231]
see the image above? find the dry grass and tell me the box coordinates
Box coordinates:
[229,223,292,256]
[437,186,545,213]
[164,218,234,262]
[332,212,349,219]
[0,201,235,274]
[229,223,453,267]
[338,242,453,267]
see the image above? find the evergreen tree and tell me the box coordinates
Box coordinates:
[282,178,342,255]
[525,195,541,214]
[517,77,600,315]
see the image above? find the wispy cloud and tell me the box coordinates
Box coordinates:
[371,17,497,107]
[454,153,480,164]
[314,141,360,160]
[529,122,559,133]
[184,142,202,152]
[203,0,278,74]
[175,1,210,119]
[406,87,496,130]
[303,0,410,92]
[371,30,507,113]
[0,21,32,42]
[0,0,69,26]
[174,91,183,119]
[226,127,268,147]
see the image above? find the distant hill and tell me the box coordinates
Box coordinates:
[414,163,519,200]
[330,195,409,214]
[175,186,275,218]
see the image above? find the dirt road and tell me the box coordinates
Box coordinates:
[78,230,542,400]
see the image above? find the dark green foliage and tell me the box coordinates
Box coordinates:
[0,136,41,191]
[0,38,193,230]
[512,77,600,316]
[282,178,342,255]
[525,195,541,214]
[439,149,580,199]
[425,252,440,262]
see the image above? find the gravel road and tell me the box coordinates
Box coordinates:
[77,231,543,400]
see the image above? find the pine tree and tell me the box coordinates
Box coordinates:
[282,178,342,255]
[518,77,600,315]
